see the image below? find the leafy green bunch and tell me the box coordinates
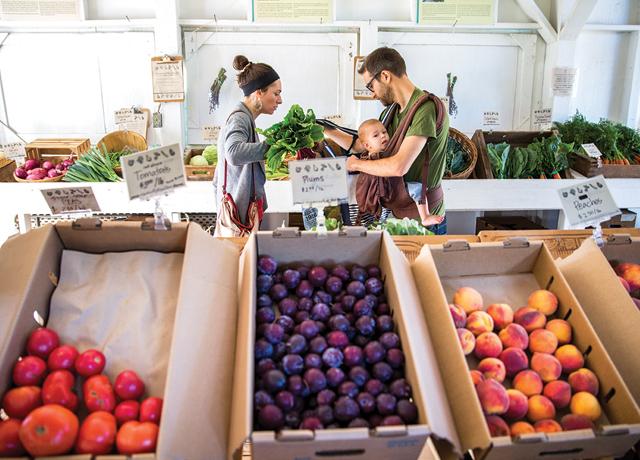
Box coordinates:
[445,136,471,177]
[257,104,324,174]
[369,218,434,236]
[487,135,572,179]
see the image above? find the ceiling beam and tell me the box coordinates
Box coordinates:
[515,0,557,43]
[560,0,598,41]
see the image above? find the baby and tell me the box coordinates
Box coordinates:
[358,119,444,227]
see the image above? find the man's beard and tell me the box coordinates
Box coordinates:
[378,84,395,106]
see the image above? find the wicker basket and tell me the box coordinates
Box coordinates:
[97,131,147,154]
[446,127,478,179]
[0,158,17,182]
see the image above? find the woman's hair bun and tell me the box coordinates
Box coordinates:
[233,55,250,71]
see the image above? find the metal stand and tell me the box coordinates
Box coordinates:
[591,221,604,247]
[142,194,171,231]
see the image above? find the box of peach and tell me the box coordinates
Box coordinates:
[411,238,640,460]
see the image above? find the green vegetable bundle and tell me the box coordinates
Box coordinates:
[63,147,122,182]
[445,136,470,177]
[487,135,572,179]
[257,104,324,176]
[369,217,434,236]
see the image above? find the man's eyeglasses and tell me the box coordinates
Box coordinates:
[365,71,382,92]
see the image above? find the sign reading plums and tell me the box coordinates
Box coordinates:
[289,157,348,205]
[120,144,186,200]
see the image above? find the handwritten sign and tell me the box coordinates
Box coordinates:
[553,67,578,97]
[581,143,602,159]
[114,109,148,138]
[0,142,26,163]
[483,111,500,127]
[289,157,348,205]
[120,144,186,200]
[41,187,100,215]
[533,108,552,131]
[202,126,221,143]
[557,176,620,226]
[353,56,374,100]
[151,56,185,102]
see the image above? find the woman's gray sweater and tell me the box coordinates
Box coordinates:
[213,102,269,225]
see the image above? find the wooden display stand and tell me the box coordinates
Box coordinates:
[26,138,91,162]
[184,146,215,181]
[569,152,640,178]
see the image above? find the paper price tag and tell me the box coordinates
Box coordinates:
[557,175,620,226]
[0,142,26,162]
[533,108,552,130]
[323,114,344,125]
[440,96,450,114]
[120,144,186,200]
[483,111,500,127]
[581,143,602,159]
[289,157,348,205]
[41,187,100,215]
[114,108,135,124]
[202,126,221,143]
[553,67,578,97]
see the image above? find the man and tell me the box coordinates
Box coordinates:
[324,47,449,234]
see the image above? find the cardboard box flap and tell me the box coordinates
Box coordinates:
[557,238,640,405]
[381,233,460,454]
[55,221,188,254]
[411,245,488,454]
[602,236,640,264]
[157,225,241,459]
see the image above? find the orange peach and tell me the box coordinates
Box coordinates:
[568,368,599,396]
[505,389,529,420]
[477,357,506,383]
[499,347,529,377]
[534,419,562,433]
[528,329,558,354]
[486,303,514,330]
[476,379,510,415]
[457,328,476,355]
[560,414,595,431]
[545,319,572,345]
[453,287,483,314]
[513,370,543,397]
[475,332,503,359]
[499,323,529,350]
[466,311,494,336]
[510,421,535,436]
[449,304,467,328]
[486,415,510,437]
[527,395,556,422]
[570,392,601,421]
[470,370,485,386]
[543,380,572,409]
[555,345,584,374]
[514,307,547,333]
[528,289,558,316]
[531,352,562,382]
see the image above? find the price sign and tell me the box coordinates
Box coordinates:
[557,176,620,226]
[0,142,26,163]
[114,108,148,138]
[120,144,186,200]
[41,187,100,215]
[533,108,552,131]
[202,126,221,143]
[289,157,348,205]
[483,111,500,127]
[581,143,602,159]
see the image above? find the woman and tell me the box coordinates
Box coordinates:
[213,55,282,236]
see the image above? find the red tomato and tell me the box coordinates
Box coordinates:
[19,404,79,457]
[116,421,158,455]
[12,356,47,386]
[1,386,42,419]
[75,349,106,377]
[42,370,78,411]
[114,400,140,426]
[75,411,117,455]
[139,397,163,424]
[26,327,60,360]
[0,419,26,456]
[114,370,145,401]
[83,375,116,413]
[48,345,79,372]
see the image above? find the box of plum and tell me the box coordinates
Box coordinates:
[0,221,240,459]
[558,236,640,406]
[411,239,640,460]
[228,229,459,460]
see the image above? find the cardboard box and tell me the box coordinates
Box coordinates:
[597,210,637,229]
[558,237,640,405]
[411,239,640,460]
[0,220,241,460]
[228,229,460,460]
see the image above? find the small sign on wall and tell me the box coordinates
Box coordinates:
[253,0,333,23]
[353,56,374,100]
[0,0,85,20]
[151,56,185,102]
[552,67,578,97]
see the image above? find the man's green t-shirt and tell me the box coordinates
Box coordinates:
[386,87,449,216]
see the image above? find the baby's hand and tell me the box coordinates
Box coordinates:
[421,215,445,227]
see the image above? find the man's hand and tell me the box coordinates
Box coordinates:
[421,214,444,227]
[346,155,360,172]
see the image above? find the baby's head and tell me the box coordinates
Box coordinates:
[358,119,389,154]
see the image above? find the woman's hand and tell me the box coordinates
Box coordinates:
[421,214,444,227]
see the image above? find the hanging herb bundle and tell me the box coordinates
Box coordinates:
[446,73,458,117]
[209,67,227,113]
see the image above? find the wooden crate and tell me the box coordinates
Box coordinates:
[26,138,91,162]
[569,152,640,178]
[0,158,16,182]
[184,147,215,181]
[478,229,640,259]
[471,130,571,179]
